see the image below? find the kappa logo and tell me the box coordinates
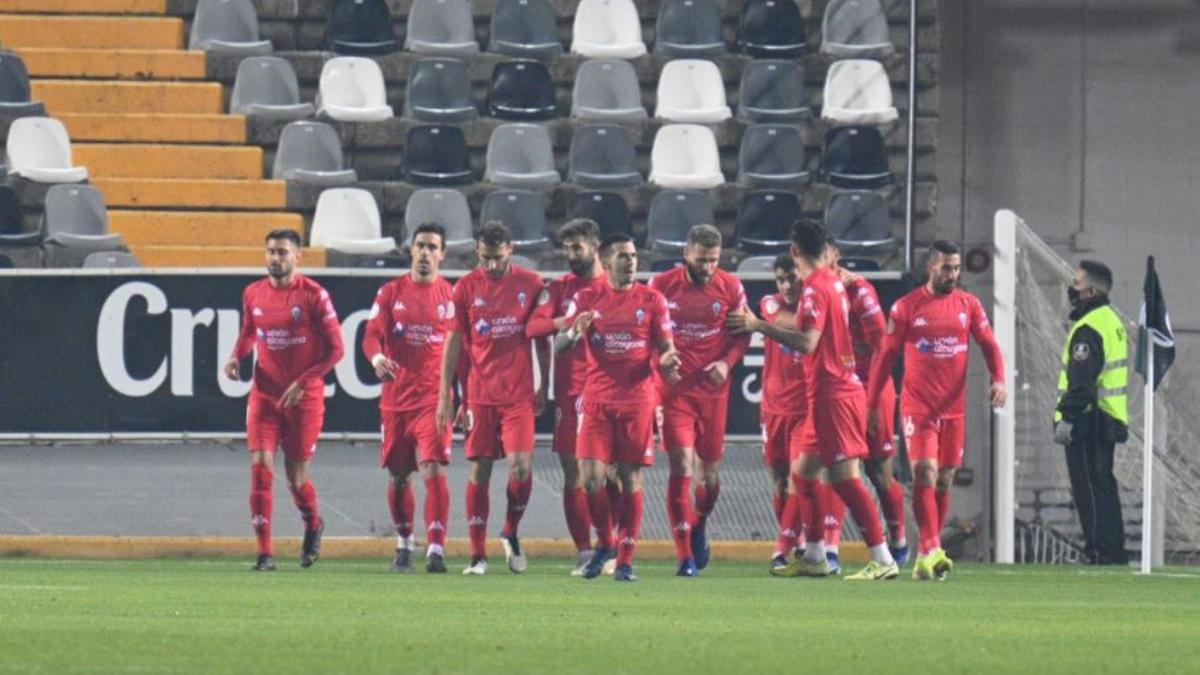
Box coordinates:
[913,317,929,327]
[667,300,680,310]
[394,301,406,312]
[473,296,486,308]
[467,516,486,526]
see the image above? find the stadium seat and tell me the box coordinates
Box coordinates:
[821,125,892,189]
[568,124,641,189]
[655,0,726,57]
[566,191,634,240]
[0,254,12,268]
[822,0,894,59]
[405,0,479,56]
[571,0,647,59]
[356,255,406,269]
[309,187,396,255]
[326,0,399,55]
[825,189,894,250]
[0,51,45,118]
[188,0,272,55]
[83,251,142,268]
[655,59,731,123]
[738,60,809,122]
[571,59,647,121]
[509,254,539,269]
[5,117,88,184]
[738,0,807,59]
[485,123,560,188]
[404,58,476,122]
[738,123,809,188]
[479,189,551,250]
[736,255,776,273]
[42,184,126,268]
[734,190,800,253]
[402,124,473,185]
[821,59,898,125]
[650,257,684,271]
[489,0,563,59]
[403,188,474,252]
[0,183,38,247]
[315,57,393,122]
[646,189,715,252]
[649,124,723,189]
[838,256,881,271]
[272,121,357,186]
[229,57,314,120]
[487,60,557,121]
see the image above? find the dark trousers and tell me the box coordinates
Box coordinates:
[1064,436,1128,563]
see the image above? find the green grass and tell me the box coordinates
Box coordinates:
[1,558,1198,674]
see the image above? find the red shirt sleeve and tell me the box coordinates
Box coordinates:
[969,295,1006,384]
[525,281,559,338]
[361,284,390,362]
[294,288,345,388]
[867,299,907,408]
[234,286,257,360]
[650,291,672,345]
[451,277,471,334]
[720,278,751,369]
[799,284,826,333]
[855,284,887,351]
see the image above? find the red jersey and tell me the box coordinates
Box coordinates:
[867,286,1005,419]
[565,283,672,405]
[234,274,345,399]
[799,266,862,399]
[759,293,811,417]
[361,274,455,412]
[649,266,750,398]
[451,264,544,406]
[526,272,610,399]
[844,275,888,384]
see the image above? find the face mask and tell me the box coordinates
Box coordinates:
[1067,286,1082,308]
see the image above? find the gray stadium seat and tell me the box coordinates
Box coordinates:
[0,51,45,118]
[404,58,476,122]
[229,57,314,119]
[822,0,894,59]
[509,254,538,270]
[484,123,560,188]
[0,183,41,260]
[479,189,550,250]
[567,124,642,189]
[738,60,809,122]
[821,125,892,189]
[489,0,563,59]
[647,189,715,253]
[83,251,142,268]
[650,257,684,271]
[736,255,776,273]
[42,184,126,268]
[571,59,647,121]
[405,0,479,56]
[738,124,809,188]
[655,0,726,57]
[188,0,272,55]
[735,190,799,253]
[403,188,474,252]
[272,121,357,186]
[825,190,894,250]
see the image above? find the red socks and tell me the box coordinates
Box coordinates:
[820,481,845,548]
[587,487,614,549]
[772,491,785,526]
[465,481,489,558]
[694,482,720,530]
[501,475,533,538]
[913,484,941,554]
[832,479,885,548]
[564,486,593,552]
[936,488,951,531]
[773,490,802,556]
[616,490,644,567]
[289,480,321,533]
[795,475,824,547]
[424,475,449,549]
[250,464,274,556]
[882,480,907,545]
[667,475,694,561]
[387,481,415,539]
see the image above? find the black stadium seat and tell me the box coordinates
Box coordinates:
[404,58,476,123]
[825,190,894,251]
[647,190,715,253]
[566,191,634,241]
[738,0,807,59]
[821,126,893,189]
[567,124,642,189]
[487,60,558,120]
[735,190,800,253]
[738,124,809,189]
[402,125,473,186]
[326,0,398,55]
[489,0,563,59]
[0,50,45,118]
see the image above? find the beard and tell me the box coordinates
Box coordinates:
[568,256,594,276]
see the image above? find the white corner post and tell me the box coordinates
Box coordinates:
[1141,347,1154,575]
[992,210,1018,563]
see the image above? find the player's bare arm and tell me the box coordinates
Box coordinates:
[726,307,820,353]
[554,310,595,354]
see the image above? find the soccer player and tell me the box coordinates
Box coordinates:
[728,220,898,580]
[526,219,613,575]
[866,240,1006,580]
[827,239,908,565]
[224,229,345,572]
[650,224,750,576]
[362,224,455,573]
[437,222,549,575]
[555,234,680,582]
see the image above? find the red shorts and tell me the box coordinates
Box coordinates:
[246,392,324,461]
[867,381,897,461]
[903,414,966,467]
[552,396,582,455]
[811,390,869,466]
[464,401,536,460]
[577,400,656,466]
[661,394,728,462]
[380,407,452,473]
[760,412,815,467]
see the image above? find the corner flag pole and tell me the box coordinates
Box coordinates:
[1141,345,1154,575]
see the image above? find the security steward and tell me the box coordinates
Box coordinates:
[1053,260,1129,565]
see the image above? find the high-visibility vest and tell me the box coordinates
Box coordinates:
[1056,304,1129,424]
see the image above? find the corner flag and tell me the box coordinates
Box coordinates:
[1136,256,1175,390]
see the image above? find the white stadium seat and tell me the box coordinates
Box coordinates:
[5,117,88,183]
[571,0,647,59]
[309,188,396,255]
[655,59,731,123]
[821,59,898,125]
[315,57,394,122]
[649,124,724,189]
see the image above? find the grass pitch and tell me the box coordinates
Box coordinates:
[0,557,1197,674]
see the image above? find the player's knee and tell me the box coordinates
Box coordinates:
[912,462,937,486]
[420,462,442,479]
[936,469,955,490]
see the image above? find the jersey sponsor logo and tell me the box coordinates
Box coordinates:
[1073,342,1090,361]
[474,318,491,336]
[915,335,967,358]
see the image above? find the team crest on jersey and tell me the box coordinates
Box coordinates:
[764,297,780,314]
[518,291,528,307]
[444,303,455,320]
[636,308,646,325]
[537,288,550,305]
[958,312,968,327]
[437,304,447,320]
[711,301,722,316]
[475,318,491,336]
[291,306,302,323]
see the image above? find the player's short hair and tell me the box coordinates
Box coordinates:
[475,221,511,247]
[773,253,795,273]
[557,218,600,245]
[265,228,302,248]
[824,236,842,253]
[929,239,961,258]
[599,233,634,259]
[1079,259,1113,294]
[411,222,446,249]
[790,219,826,259]
[686,224,722,249]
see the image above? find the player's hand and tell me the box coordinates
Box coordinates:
[659,349,682,384]
[223,357,241,381]
[866,408,881,437]
[725,307,759,335]
[536,386,548,416]
[704,360,729,385]
[436,393,455,430]
[1054,420,1073,445]
[279,381,304,409]
[989,382,1008,408]
[372,355,399,381]
[572,311,595,335]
